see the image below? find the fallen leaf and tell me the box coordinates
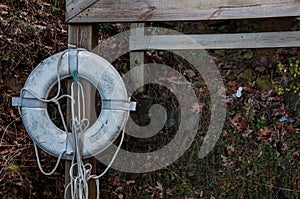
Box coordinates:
[13,187,18,194]
[286,125,296,133]
[184,69,196,77]
[292,151,299,159]
[222,130,228,137]
[108,177,119,186]
[257,126,272,143]
[258,54,269,65]
[227,81,238,88]
[191,103,203,114]
[156,181,163,191]
[221,155,228,163]
[230,113,247,131]
[227,145,235,155]
[0,4,9,10]
[126,180,135,185]
[14,27,22,35]
[166,188,173,195]
[166,76,185,85]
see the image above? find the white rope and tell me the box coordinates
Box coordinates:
[67,81,91,199]
[33,142,64,176]
[92,125,127,199]
[21,51,70,176]
[91,122,127,180]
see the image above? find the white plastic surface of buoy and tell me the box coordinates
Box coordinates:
[20,51,129,159]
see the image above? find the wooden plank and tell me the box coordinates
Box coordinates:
[68,0,300,23]
[130,23,145,92]
[67,24,98,199]
[129,31,300,50]
[66,0,98,21]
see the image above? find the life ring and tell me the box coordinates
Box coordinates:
[15,50,131,159]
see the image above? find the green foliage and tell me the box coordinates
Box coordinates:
[8,163,19,172]
[1,52,9,61]
[50,5,57,14]
[256,114,266,129]
[47,0,64,9]
[99,23,119,36]
[256,76,272,91]
[274,58,300,96]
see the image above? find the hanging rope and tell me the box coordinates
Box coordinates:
[65,79,91,199]
[64,76,128,199]
[92,124,127,199]
[19,51,71,176]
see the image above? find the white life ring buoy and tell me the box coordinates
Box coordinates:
[15,50,131,159]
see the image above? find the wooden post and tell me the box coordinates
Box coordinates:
[130,23,145,93]
[66,24,98,199]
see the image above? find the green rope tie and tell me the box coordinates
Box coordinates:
[72,71,78,82]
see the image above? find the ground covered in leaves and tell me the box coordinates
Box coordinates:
[1,0,300,198]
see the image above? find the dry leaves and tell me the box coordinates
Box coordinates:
[226,145,235,155]
[191,102,204,114]
[257,126,271,142]
[230,112,248,132]
[184,69,196,77]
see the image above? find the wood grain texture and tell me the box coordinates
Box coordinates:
[67,0,300,23]
[129,31,300,50]
[130,23,145,92]
[68,25,98,50]
[66,0,98,21]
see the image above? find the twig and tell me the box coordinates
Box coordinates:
[240,176,300,193]
[294,96,300,111]
[0,117,20,144]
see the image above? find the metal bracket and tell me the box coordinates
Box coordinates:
[129,102,137,111]
[102,100,137,111]
[65,132,75,160]
[12,97,47,108]
[68,44,78,76]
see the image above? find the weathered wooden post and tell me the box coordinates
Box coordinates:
[66,24,98,199]
[130,23,145,93]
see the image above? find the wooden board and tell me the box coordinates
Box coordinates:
[66,0,98,21]
[129,31,300,50]
[67,0,300,23]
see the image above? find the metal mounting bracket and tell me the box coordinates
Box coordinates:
[12,97,46,108]
[102,100,137,111]
[68,44,78,76]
